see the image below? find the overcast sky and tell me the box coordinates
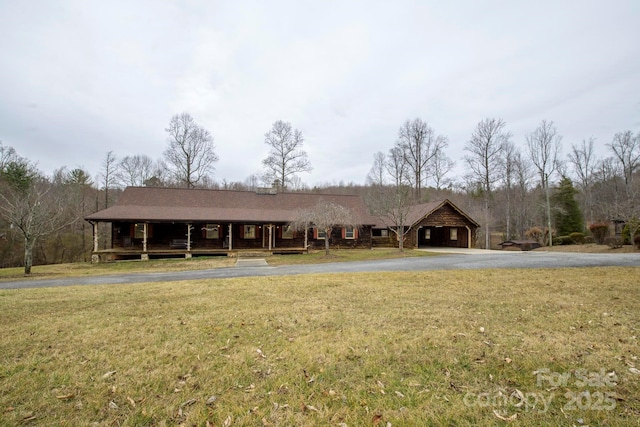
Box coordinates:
[1,0,639,187]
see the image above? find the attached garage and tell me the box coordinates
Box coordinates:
[418,225,470,248]
[373,199,479,249]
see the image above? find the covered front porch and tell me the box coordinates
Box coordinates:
[89,220,309,262]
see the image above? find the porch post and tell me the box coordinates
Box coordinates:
[304,227,308,250]
[465,226,472,248]
[187,223,192,251]
[143,223,148,252]
[228,223,233,250]
[90,222,100,263]
[92,222,99,252]
[268,224,273,251]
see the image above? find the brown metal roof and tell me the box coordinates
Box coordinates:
[408,199,480,227]
[85,187,378,224]
[373,199,480,229]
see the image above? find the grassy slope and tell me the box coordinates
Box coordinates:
[1,267,639,426]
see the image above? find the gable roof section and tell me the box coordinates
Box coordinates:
[409,199,479,227]
[85,187,378,225]
[374,199,479,229]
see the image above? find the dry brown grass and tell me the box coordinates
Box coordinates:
[1,268,639,426]
[0,257,236,281]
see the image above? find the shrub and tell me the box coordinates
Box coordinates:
[556,235,574,245]
[569,232,585,245]
[621,218,640,245]
[584,235,595,244]
[526,226,556,246]
[588,223,609,245]
[525,227,545,244]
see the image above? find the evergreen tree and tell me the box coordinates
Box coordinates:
[552,177,584,235]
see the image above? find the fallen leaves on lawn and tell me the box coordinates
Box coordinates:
[493,410,517,421]
[56,393,75,400]
[102,370,116,379]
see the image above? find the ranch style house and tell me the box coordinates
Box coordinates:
[85,187,478,262]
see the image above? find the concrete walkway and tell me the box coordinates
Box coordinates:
[235,258,269,267]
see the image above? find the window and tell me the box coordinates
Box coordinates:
[424,228,431,239]
[133,223,153,239]
[344,226,355,239]
[205,224,219,239]
[316,228,327,239]
[450,228,458,240]
[134,223,145,239]
[282,225,294,239]
[244,225,256,239]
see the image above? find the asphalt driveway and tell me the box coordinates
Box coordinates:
[1,250,637,290]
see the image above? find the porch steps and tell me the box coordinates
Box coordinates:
[235,251,273,257]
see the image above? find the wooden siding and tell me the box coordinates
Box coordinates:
[374,204,478,249]
[110,221,371,252]
[420,204,474,227]
[307,226,372,250]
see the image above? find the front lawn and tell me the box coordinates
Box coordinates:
[1,267,638,425]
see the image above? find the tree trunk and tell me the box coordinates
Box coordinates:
[506,188,511,239]
[24,237,35,275]
[545,178,553,246]
[484,195,490,249]
[324,229,330,256]
[398,227,404,252]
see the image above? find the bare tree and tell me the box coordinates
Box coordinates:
[608,130,640,217]
[0,157,73,274]
[501,140,517,239]
[117,154,155,187]
[262,120,312,190]
[387,146,408,187]
[98,151,118,209]
[592,157,622,220]
[365,151,386,186]
[526,120,562,246]
[142,159,171,187]
[513,150,535,238]
[464,118,510,249]
[0,141,18,170]
[244,173,261,191]
[365,149,413,251]
[164,112,218,188]
[290,200,358,256]
[432,149,455,191]
[396,118,448,200]
[288,175,308,191]
[568,137,597,226]
[65,168,94,261]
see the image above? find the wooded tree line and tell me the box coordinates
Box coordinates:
[367,118,639,249]
[1,113,639,270]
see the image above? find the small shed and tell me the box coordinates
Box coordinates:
[499,240,541,251]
